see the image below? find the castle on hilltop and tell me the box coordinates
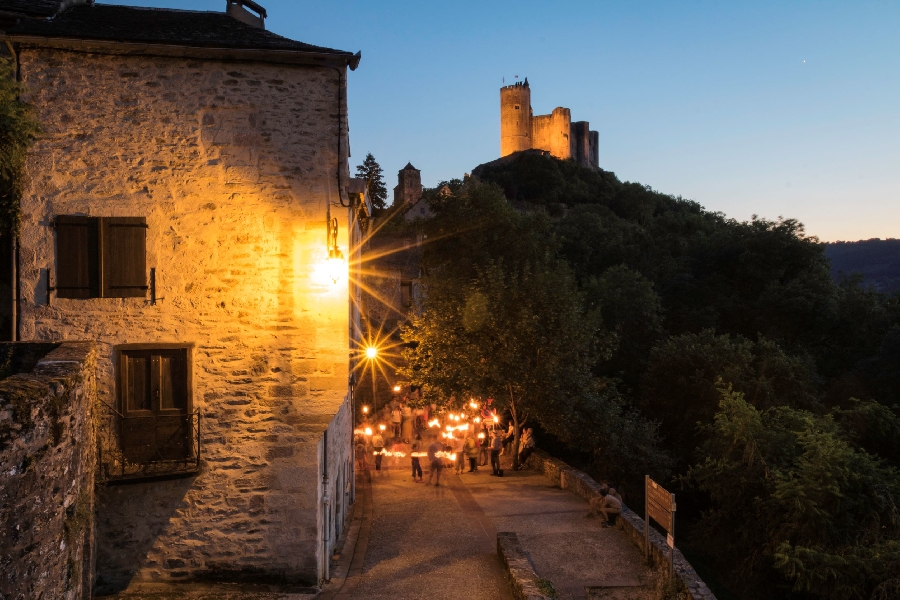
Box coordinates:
[500,78,599,169]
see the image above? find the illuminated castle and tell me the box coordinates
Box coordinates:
[500,78,599,169]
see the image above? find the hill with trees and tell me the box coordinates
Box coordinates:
[398,151,900,600]
[824,238,900,294]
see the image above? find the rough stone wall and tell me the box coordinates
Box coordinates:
[589,130,599,169]
[0,342,97,600]
[531,107,571,161]
[17,48,353,589]
[570,121,590,167]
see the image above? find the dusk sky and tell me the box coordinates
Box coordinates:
[108,1,899,242]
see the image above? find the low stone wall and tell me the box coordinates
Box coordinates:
[525,450,716,600]
[0,342,97,600]
[496,532,554,600]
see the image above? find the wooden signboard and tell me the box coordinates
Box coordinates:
[645,476,676,581]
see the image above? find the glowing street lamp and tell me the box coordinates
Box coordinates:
[393,385,401,393]
[364,427,372,436]
[378,424,386,432]
[325,217,346,284]
[362,405,369,414]
[365,346,378,360]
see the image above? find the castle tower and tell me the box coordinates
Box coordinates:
[393,162,422,207]
[500,79,532,156]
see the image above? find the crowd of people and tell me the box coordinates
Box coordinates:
[353,396,539,487]
[354,394,624,528]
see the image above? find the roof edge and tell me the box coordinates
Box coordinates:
[5,34,360,69]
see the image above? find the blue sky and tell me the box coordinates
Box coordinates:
[107,1,899,242]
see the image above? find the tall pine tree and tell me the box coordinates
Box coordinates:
[355,153,388,210]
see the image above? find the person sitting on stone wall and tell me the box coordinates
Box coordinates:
[590,488,622,527]
[517,428,535,468]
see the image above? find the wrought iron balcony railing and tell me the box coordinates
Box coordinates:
[97,402,201,483]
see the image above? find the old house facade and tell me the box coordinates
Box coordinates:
[2,0,364,592]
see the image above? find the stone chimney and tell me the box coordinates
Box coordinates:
[226,0,267,30]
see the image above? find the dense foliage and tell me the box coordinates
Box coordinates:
[0,59,39,232]
[401,152,900,599]
[355,152,388,210]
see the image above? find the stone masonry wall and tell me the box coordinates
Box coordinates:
[17,48,354,589]
[0,342,97,600]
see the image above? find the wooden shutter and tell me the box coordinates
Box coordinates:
[102,217,147,298]
[55,216,100,298]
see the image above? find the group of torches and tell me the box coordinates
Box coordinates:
[354,400,500,462]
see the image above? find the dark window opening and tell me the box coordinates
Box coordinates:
[400,281,413,308]
[55,216,147,299]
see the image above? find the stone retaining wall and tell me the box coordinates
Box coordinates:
[0,342,97,600]
[525,450,716,600]
[496,532,554,600]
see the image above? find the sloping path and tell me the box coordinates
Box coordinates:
[322,453,652,600]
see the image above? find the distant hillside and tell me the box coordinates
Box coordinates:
[824,239,900,294]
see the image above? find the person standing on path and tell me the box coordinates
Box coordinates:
[465,433,480,473]
[401,401,413,442]
[411,435,424,482]
[478,427,490,466]
[489,431,503,476]
[391,406,402,439]
[427,435,443,486]
[372,431,385,471]
[452,433,466,475]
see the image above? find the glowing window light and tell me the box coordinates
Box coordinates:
[378,424,386,432]
[364,427,372,436]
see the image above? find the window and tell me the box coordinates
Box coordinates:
[400,281,413,308]
[55,216,147,298]
[118,347,191,464]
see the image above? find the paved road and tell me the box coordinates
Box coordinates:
[321,455,513,600]
[323,452,652,600]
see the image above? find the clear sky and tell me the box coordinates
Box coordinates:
[106,1,898,242]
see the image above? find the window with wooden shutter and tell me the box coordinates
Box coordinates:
[102,217,147,298]
[55,216,100,298]
[54,215,147,299]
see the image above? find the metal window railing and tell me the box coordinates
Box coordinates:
[97,401,201,482]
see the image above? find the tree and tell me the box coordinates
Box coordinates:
[0,58,39,232]
[686,385,900,599]
[401,258,605,470]
[355,153,388,210]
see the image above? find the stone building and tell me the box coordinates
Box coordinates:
[392,162,433,221]
[500,78,599,169]
[0,0,366,593]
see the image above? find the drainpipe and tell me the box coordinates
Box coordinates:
[322,428,330,582]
